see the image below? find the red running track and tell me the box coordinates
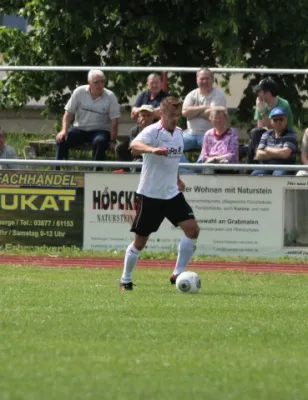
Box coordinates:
[0,255,307,274]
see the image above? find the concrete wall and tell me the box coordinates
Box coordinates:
[0,107,137,137]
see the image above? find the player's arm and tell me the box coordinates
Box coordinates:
[177,171,185,191]
[130,140,168,156]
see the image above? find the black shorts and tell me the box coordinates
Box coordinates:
[131,192,195,236]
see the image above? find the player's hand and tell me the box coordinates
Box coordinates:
[177,178,185,192]
[152,147,168,156]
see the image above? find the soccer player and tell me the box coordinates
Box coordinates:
[119,96,200,290]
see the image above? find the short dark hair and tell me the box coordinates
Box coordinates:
[253,78,279,96]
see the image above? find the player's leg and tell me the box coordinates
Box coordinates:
[120,195,165,290]
[120,234,148,289]
[166,193,200,283]
[174,219,199,275]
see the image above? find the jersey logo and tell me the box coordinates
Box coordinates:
[168,146,182,156]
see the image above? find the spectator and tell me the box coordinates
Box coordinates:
[251,107,297,176]
[180,68,227,171]
[247,78,294,164]
[182,68,226,150]
[131,73,169,121]
[0,126,19,170]
[197,106,239,174]
[296,128,308,176]
[55,69,120,170]
[114,105,156,173]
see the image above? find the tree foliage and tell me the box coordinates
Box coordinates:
[1,0,308,125]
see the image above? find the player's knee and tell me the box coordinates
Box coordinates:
[185,223,200,240]
[133,235,149,251]
[134,243,145,251]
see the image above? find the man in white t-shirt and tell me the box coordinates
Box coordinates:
[180,68,226,172]
[56,69,120,169]
[119,96,200,290]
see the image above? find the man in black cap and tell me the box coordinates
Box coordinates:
[247,78,294,164]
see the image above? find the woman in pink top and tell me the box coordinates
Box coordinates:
[199,106,239,170]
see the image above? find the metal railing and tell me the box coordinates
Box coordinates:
[1,66,308,74]
[0,159,307,172]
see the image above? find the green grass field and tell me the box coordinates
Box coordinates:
[1,266,308,400]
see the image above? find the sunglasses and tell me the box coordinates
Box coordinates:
[272,117,285,122]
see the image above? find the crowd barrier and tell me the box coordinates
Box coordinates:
[0,161,308,258]
[1,66,308,74]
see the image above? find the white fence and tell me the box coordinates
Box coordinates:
[1,66,308,74]
[0,168,307,257]
[0,159,307,172]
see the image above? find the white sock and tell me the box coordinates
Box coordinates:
[121,243,140,283]
[173,236,197,275]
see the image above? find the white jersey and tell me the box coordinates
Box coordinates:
[132,121,183,199]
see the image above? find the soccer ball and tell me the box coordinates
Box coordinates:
[175,271,201,294]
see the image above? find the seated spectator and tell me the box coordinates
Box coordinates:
[247,78,294,163]
[114,105,156,172]
[131,73,168,121]
[251,107,297,176]
[180,68,226,172]
[55,69,120,170]
[0,126,19,170]
[296,128,308,176]
[197,106,239,174]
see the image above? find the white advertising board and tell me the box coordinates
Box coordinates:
[84,173,308,258]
